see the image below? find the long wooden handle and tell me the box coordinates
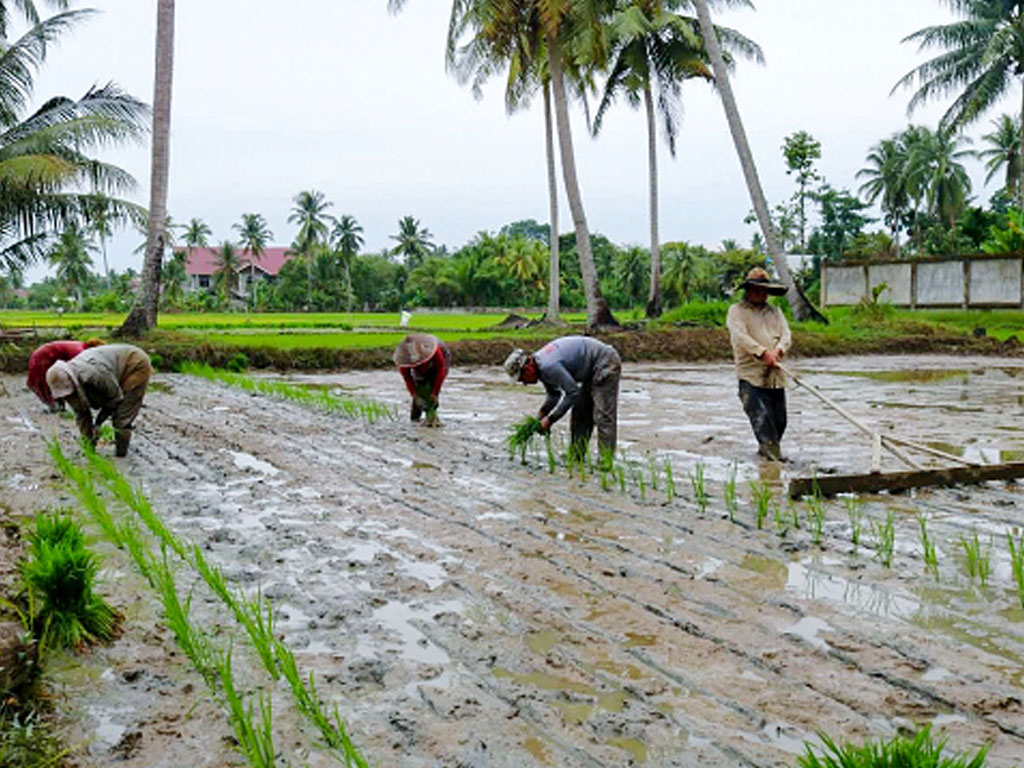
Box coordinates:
[776,362,922,471]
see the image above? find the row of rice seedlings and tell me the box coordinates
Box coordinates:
[959,530,991,587]
[180,362,396,423]
[918,514,939,578]
[53,443,369,767]
[798,723,988,768]
[84,445,369,766]
[1008,531,1024,609]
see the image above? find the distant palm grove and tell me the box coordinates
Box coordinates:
[4,0,1024,324]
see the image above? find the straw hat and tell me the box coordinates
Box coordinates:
[503,348,529,379]
[393,333,439,367]
[740,266,787,296]
[45,360,76,399]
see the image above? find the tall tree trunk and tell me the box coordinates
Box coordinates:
[543,81,562,324]
[692,0,823,322]
[643,84,662,318]
[119,0,174,337]
[250,260,255,310]
[100,234,108,287]
[546,30,617,329]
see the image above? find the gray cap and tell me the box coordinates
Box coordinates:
[46,360,76,399]
[503,348,529,379]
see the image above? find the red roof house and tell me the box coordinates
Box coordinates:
[180,246,295,293]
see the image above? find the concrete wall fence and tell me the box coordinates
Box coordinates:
[822,255,1024,309]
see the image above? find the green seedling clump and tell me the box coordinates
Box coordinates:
[506,416,542,463]
[959,530,991,587]
[1008,530,1024,609]
[806,493,825,547]
[918,514,939,578]
[750,481,772,530]
[844,497,864,551]
[724,463,738,521]
[689,462,708,516]
[798,724,988,768]
[18,511,118,651]
[872,511,896,568]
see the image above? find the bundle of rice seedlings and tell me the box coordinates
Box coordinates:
[507,416,543,463]
[19,512,118,651]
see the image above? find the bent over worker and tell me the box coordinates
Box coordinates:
[45,343,152,456]
[504,336,621,464]
[726,267,792,461]
[26,339,104,410]
[394,333,452,427]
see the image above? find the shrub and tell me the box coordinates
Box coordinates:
[225,352,250,372]
[798,725,988,768]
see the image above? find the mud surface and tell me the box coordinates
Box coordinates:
[3,355,1024,767]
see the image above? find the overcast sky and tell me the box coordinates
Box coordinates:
[22,0,996,282]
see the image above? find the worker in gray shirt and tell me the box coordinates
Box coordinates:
[504,336,621,465]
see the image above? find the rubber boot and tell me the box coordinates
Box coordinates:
[115,428,131,457]
[758,442,782,461]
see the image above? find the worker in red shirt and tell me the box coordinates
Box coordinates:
[393,333,451,426]
[26,339,104,410]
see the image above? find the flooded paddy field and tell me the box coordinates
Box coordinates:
[2,354,1024,767]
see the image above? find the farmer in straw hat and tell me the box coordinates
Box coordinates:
[504,336,621,465]
[394,333,452,426]
[727,266,792,461]
[26,338,104,410]
[46,343,152,457]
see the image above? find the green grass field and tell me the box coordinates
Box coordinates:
[0,309,588,332]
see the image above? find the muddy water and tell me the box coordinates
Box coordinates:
[2,354,1024,767]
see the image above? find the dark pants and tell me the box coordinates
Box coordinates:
[738,380,786,455]
[570,349,621,462]
[113,358,153,456]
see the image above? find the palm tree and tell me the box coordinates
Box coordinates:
[181,217,212,284]
[691,0,821,321]
[288,189,334,304]
[442,0,617,327]
[595,0,761,317]
[905,126,973,229]
[233,212,273,310]
[0,12,147,276]
[49,222,95,309]
[979,113,1022,203]
[390,215,435,268]
[82,193,114,284]
[162,247,186,308]
[119,0,174,336]
[857,135,912,256]
[331,214,363,311]
[213,240,240,301]
[894,1,1024,209]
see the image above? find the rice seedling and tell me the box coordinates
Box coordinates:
[749,482,772,530]
[1008,530,1024,609]
[616,465,626,492]
[96,423,116,443]
[217,648,276,768]
[19,511,118,652]
[545,436,556,474]
[180,362,396,423]
[0,708,72,768]
[723,463,738,522]
[806,493,825,547]
[773,499,787,535]
[918,514,939,578]
[689,462,709,516]
[507,416,543,464]
[844,497,864,551]
[647,457,661,491]
[664,459,676,503]
[872,511,896,568]
[798,723,988,768]
[959,530,991,587]
[788,499,801,530]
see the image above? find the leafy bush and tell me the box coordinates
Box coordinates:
[225,352,250,372]
[19,512,118,651]
[0,706,68,768]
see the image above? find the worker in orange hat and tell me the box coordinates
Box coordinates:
[394,333,452,426]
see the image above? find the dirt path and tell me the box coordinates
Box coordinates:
[2,355,1024,767]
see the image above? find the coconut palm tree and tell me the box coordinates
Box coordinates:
[390,215,435,267]
[442,0,618,327]
[691,0,821,321]
[119,0,173,336]
[331,214,363,311]
[905,126,973,229]
[979,113,1022,202]
[288,189,334,305]
[213,240,240,301]
[181,216,211,281]
[857,135,912,255]
[594,0,761,317]
[0,11,147,276]
[233,212,273,310]
[894,1,1024,209]
[48,221,95,309]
